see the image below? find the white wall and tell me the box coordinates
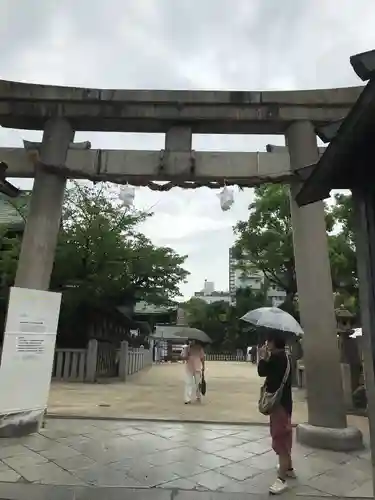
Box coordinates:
[198,294,231,304]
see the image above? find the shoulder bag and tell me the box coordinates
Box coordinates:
[258,355,290,416]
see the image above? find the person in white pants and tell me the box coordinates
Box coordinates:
[182,340,205,404]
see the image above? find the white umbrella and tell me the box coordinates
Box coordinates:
[350,328,362,338]
[241,307,304,337]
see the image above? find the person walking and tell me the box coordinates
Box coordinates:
[258,331,295,495]
[251,345,257,364]
[182,340,205,404]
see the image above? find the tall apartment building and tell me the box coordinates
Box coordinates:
[229,247,286,306]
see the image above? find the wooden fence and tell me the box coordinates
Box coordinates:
[52,348,87,381]
[52,339,152,383]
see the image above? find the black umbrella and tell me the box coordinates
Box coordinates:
[173,327,212,344]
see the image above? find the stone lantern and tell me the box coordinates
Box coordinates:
[335,307,362,409]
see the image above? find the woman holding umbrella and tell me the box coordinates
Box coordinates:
[240,307,302,494]
[258,330,295,495]
[182,340,205,404]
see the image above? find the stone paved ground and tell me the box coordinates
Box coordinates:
[48,361,309,423]
[0,418,371,499]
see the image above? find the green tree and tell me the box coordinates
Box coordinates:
[330,193,354,243]
[234,185,355,307]
[0,184,189,330]
[233,185,296,302]
[183,298,229,349]
[0,194,29,304]
[52,183,189,309]
[328,193,358,313]
[182,286,268,351]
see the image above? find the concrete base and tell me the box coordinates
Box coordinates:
[296,423,364,451]
[0,409,43,438]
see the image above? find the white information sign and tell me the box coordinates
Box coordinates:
[0,287,62,415]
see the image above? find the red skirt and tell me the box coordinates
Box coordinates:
[270,406,292,456]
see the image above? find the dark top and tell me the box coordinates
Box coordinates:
[257,350,293,415]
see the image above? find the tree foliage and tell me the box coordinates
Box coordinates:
[52,183,188,309]
[0,183,189,316]
[233,185,357,311]
[234,185,296,299]
[182,287,268,351]
[328,193,358,313]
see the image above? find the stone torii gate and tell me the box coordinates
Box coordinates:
[0,80,364,448]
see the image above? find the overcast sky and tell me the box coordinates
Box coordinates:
[1,0,374,299]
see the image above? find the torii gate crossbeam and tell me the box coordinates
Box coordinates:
[0,148,313,187]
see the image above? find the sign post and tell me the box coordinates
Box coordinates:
[0,287,61,436]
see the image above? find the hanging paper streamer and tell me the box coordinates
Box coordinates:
[119,184,135,208]
[218,186,234,211]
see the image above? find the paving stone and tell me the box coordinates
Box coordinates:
[174,493,251,500]
[220,469,278,494]
[109,458,148,473]
[22,435,56,452]
[82,429,117,441]
[233,429,270,441]
[238,450,276,471]
[290,483,333,496]
[308,448,353,465]
[197,437,247,453]
[217,462,263,481]
[73,463,143,487]
[74,487,171,500]
[288,455,339,480]
[126,463,181,487]
[39,429,72,439]
[0,445,32,460]
[0,418,370,497]
[193,430,227,441]
[56,435,95,449]
[346,479,373,497]
[3,451,48,469]
[156,460,207,478]
[0,483,171,500]
[307,471,362,497]
[0,483,76,500]
[11,461,84,484]
[145,447,195,466]
[59,439,105,457]
[212,446,254,462]
[52,453,97,471]
[0,467,21,482]
[188,470,233,490]
[235,438,271,455]
[325,457,372,485]
[115,428,147,437]
[160,477,201,490]
[39,444,80,460]
[192,452,232,470]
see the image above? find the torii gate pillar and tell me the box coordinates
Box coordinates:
[286,120,362,450]
[15,118,74,290]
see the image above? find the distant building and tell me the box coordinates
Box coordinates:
[266,285,287,307]
[0,191,30,234]
[229,247,286,307]
[193,279,231,304]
